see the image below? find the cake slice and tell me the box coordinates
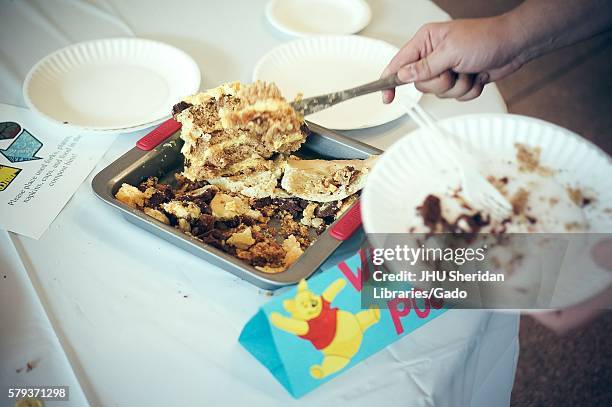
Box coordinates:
[206,155,287,198]
[174,81,305,180]
[280,156,378,202]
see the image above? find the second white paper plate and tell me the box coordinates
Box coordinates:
[23,38,201,132]
[253,35,421,130]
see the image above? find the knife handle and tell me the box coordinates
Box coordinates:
[329,200,362,241]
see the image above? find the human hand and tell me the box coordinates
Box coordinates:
[382,16,526,103]
[530,285,610,335]
[530,239,612,335]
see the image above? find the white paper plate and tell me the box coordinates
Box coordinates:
[362,114,612,309]
[253,35,421,130]
[265,0,371,37]
[23,38,201,132]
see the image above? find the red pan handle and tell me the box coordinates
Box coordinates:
[136,118,181,151]
[329,200,362,241]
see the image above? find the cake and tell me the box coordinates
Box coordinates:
[280,156,378,202]
[115,175,359,273]
[173,81,305,180]
[115,81,377,273]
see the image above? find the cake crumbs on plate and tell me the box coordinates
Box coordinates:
[565,221,585,231]
[511,188,530,215]
[487,175,509,195]
[566,186,594,208]
[515,143,554,176]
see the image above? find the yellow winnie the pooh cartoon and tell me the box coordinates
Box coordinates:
[270,278,380,379]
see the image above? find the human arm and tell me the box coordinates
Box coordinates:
[531,283,611,335]
[382,0,612,102]
[531,238,612,334]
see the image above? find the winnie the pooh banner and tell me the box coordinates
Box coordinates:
[239,248,449,398]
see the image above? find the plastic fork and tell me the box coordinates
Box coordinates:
[397,94,513,221]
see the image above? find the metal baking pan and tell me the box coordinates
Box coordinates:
[92,120,382,289]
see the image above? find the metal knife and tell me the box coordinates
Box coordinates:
[291,74,403,116]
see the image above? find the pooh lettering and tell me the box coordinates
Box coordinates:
[270,278,380,379]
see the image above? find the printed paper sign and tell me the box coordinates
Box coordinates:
[0,104,117,239]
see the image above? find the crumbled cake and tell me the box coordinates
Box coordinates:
[116,176,359,273]
[515,143,553,176]
[143,207,170,224]
[115,183,154,208]
[115,81,376,273]
[227,227,256,249]
[417,194,490,235]
[412,160,588,234]
[300,203,320,227]
[210,193,262,220]
[412,181,587,285]
[162,200,201,220]
[566,186,594,208]
[510,188,529,215]
[486,175,509,196]
[282,235,304,266]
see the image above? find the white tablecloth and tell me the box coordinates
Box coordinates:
[0,1,518,406]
